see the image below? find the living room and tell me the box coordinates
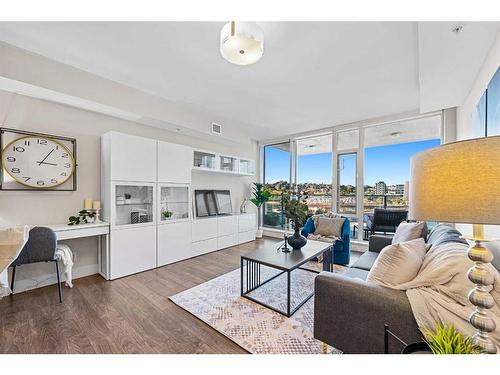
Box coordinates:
[0,1,499,373]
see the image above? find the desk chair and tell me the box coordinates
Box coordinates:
[10,226,62,303]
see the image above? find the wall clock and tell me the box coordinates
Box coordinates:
[0,128,77,191]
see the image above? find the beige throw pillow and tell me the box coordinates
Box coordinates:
[315,217,345,237]
[367,238,427,286]
[392,221,427,244]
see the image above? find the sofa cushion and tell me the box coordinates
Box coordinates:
[351,251,379,271]
[427,224,467,247]
[392,221,427,244]
[315,217,345,237]
[366,238,427,286]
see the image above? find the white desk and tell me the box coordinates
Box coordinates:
[44,222,110,280]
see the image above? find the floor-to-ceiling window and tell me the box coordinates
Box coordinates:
[260,113,443,237]
[296,134,333,216]
[263,142,290,229]
[363,116,441,217]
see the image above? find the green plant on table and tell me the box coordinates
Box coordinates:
[68,210,96,225]
[424,324,480,354]
[282,186,309,230]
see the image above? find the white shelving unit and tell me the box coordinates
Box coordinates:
[192,149,255,176]
[102,131,257,279]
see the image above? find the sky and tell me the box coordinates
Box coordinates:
[265,139,440,185]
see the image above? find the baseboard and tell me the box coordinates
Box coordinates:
[11,264,99,294]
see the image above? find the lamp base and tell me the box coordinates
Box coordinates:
[465,230,497,354]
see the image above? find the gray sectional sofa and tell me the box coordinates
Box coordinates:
[313,224,475,354]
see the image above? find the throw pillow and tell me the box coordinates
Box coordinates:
[315,217,345,237]
[367,238,427,286]
[392,221,427,244]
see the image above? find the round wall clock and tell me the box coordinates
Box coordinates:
[1,135,76,188]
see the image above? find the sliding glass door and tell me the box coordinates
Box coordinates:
[263,142,291,229]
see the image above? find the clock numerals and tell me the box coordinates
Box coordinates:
[6,156,16,162]
[60,172,67,176]
[37,180,45,186]
[37,139,48,145]
[22,177,31,183]
[64,163,72,168]
[50,179,58,184]
[13,146,25,153]
[24,140,31,146]
[11,168,20,174]
[61,153,69,158]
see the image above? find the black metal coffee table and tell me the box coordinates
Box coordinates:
[240,240,333,317]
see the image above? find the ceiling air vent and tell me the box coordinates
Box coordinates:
[211,122,222,135]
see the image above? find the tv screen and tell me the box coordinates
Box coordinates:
[194,190,218,217]
[215,190,232,215]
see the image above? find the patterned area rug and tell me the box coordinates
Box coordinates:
[170,262,346,354]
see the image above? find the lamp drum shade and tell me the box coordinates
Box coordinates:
[409,136,500,225]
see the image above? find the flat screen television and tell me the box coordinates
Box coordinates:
[214,190,232,215]
[194,190,218,217]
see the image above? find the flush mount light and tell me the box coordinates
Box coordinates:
[220,21,264,65]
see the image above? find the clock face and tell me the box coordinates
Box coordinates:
[1,136,75,188]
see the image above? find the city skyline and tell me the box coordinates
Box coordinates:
[265,138,440,185]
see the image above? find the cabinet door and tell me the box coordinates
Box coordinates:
[110,132,157,182]
[110,226,156,279]
[192,218,218,242]
[238,213,257,233]
[158,221,192,266]
[158,141,193,183]
[217,215,238,237]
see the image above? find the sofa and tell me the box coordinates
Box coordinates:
[301,216,350,265]
[313,224,488,353]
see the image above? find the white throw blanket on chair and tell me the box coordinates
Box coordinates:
[374,241,500,349]
[0,226,30,298]
[55,243,74,288]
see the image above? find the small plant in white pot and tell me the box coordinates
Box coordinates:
[250,182,271,238]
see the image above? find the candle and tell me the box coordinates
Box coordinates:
[92,200,101,210]
[84,198,93,209]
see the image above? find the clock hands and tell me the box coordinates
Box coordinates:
[37,149,56,166]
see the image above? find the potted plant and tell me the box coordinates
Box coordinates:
[283,187,309,250]
[250,182,271,238]
[403,324,480,354]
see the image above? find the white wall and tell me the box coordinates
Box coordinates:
[0,90,257,293]
[455,31,500,248]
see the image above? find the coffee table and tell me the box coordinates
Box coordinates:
[240,240,333,317]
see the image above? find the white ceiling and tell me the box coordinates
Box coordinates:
[0,22,498,141]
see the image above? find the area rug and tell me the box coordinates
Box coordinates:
[169,263,345,354]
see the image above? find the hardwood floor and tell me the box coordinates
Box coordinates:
[0,237,363,354]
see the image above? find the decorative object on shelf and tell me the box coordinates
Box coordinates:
[0,127,77,191]
[130,211,140,224]
[240,198,247,214]
[220,21,264,65]
[424,324,480,354]
[409,136,500,353]
[283,186,309,250]
[162,210,173,220]
[250,182,271,238]
[124,193,131,204]
[68,210,96,225]
[84,198,93,209]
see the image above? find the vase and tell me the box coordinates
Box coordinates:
[287,228,307,250]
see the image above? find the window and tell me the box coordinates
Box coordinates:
[472,67,500,137]
[296,134,333,216]
[263,142,290,229]
[364,116,441,215]
[486,67,500,136]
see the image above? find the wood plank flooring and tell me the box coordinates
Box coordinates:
[0,238,362,354]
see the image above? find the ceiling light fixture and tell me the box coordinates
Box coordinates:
[220,21,264,65]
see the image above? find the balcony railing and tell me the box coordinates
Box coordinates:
[338,194,408,215]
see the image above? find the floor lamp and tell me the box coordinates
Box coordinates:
[409,135,500,354]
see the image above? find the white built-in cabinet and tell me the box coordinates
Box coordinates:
[101,131,257,280]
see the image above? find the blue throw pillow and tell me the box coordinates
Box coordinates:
[301,217,315,237]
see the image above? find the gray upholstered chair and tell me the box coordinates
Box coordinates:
[10,226,62,303]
